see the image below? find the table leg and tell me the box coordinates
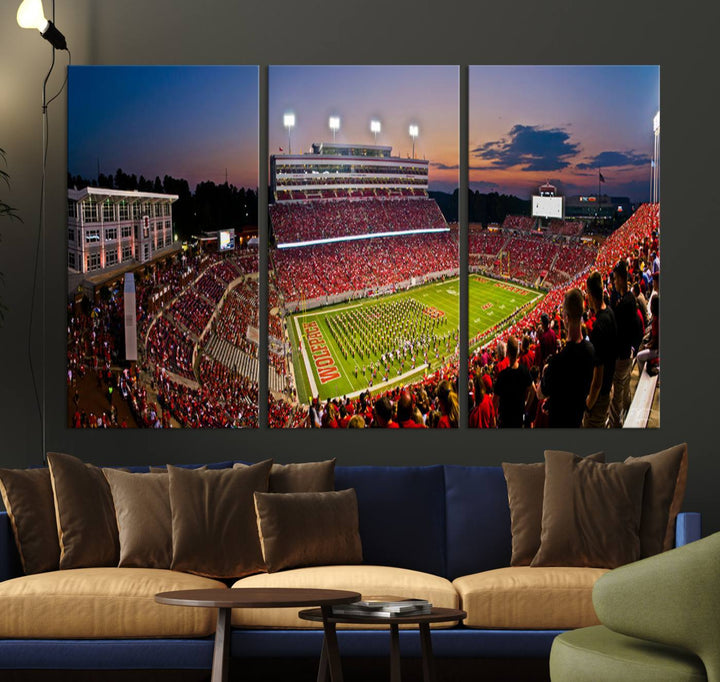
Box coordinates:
[317,635,330,682]
[320,606,344,682]
[389,623,402,682]
[211,607,231,682]
[419,623,436,682]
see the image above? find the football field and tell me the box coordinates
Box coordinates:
[286,275,544,403]
[288,278,460,403]
[468,274,544,350]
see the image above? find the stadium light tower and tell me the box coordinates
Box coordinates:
[370,119,381,143]
[283,112,295,154]
[652,111,660,203]
[409,124,419,159]
[329,116,340,142]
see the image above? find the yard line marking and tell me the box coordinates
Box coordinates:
[294,315,319,398]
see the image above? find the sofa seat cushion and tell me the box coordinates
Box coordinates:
[453,567,609,629]
[0,568,227,638]
[550,625,707,682]
[231,565,458,629]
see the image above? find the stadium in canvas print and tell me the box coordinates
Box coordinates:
[67,66,259,428]
[468,66,660,429]
[267,66,460,429]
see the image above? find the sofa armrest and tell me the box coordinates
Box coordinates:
[675,512,701,547]
[593,532,720,682]
[0,512,23,582]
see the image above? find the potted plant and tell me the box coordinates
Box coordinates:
[0,146,22,325]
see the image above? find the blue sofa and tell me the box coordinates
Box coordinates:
[0,464,702,672]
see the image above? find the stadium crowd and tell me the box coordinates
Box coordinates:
[67,246,261,428]
[270,197,447,244]
[273,232,457,303]
[469,203,660,429]
[269,360,459,429]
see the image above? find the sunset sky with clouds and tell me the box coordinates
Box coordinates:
[470,65,659,202]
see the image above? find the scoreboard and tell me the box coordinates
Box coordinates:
[532,195,564,219]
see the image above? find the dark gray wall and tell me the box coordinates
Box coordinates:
[0,1,717,533]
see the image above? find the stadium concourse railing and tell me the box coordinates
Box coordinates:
[282,268,459,313]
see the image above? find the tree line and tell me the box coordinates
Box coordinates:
[428,189,531,226]
[67,169,258,241]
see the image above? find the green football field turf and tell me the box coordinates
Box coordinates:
[468,274,545,352]
[286,275,545,403]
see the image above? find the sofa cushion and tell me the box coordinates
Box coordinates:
[444,466,511,580]
[532,452,649,569]
[0,467,59,574]
[231,565,458,629]
[502,452,605,567]
[254,489,362,572]
[47,452,120,569]
[168,460,272,579]
[335,465,446,576]
[453,567,608,629]
[625,443,688,556]
[0,568,227,638]
[103,469,173,569]
[268,460,336,492]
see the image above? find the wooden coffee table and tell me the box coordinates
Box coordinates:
[299,606,466,682]
[155,587,360,682]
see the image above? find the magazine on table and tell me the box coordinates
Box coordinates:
[331,596,432,618]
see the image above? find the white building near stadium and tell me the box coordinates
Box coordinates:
[67,187,179,274]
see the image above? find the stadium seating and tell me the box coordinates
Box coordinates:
[272,232,457,303]
[270,197,447,244]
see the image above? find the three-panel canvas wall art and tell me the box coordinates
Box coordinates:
[66,65,660,430]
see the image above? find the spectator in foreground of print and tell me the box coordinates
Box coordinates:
[583,271,617,428]
[494,336,532,428]
[540,288,595,428]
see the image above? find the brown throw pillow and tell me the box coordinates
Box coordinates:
[234,459,336,493]
[254,489,363,573]
[531,451,650,569]
[0,468,59,574]
[169,460,273,579]
[625,443,688,557]
[47,452,120,569]
[502,451,605,566]
[103,469,173,569]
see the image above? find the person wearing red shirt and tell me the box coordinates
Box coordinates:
[469,373,497,428]
[518,335,535,371]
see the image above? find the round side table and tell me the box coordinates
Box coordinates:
[156,587,361,682]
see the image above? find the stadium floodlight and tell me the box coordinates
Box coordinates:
[409,124,419,158]
[370,119,381,143]
[283,112,295,154]
[17,0,67,49]
[329,116,340,142]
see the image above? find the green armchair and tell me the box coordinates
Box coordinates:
[550,532,720,682]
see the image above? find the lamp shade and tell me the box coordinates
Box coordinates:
[17,0,49,32]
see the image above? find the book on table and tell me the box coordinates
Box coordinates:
[331,596,432,618]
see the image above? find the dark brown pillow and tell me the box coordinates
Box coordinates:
[502,451,605,566]
[254,489,362,573]
[531,451,650,569]
[0,468,59,574]
[234,459,335,493]
[168,459,272,579]
[47,452,120,569]
[103,469,172,569]
[625,443,688,557]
